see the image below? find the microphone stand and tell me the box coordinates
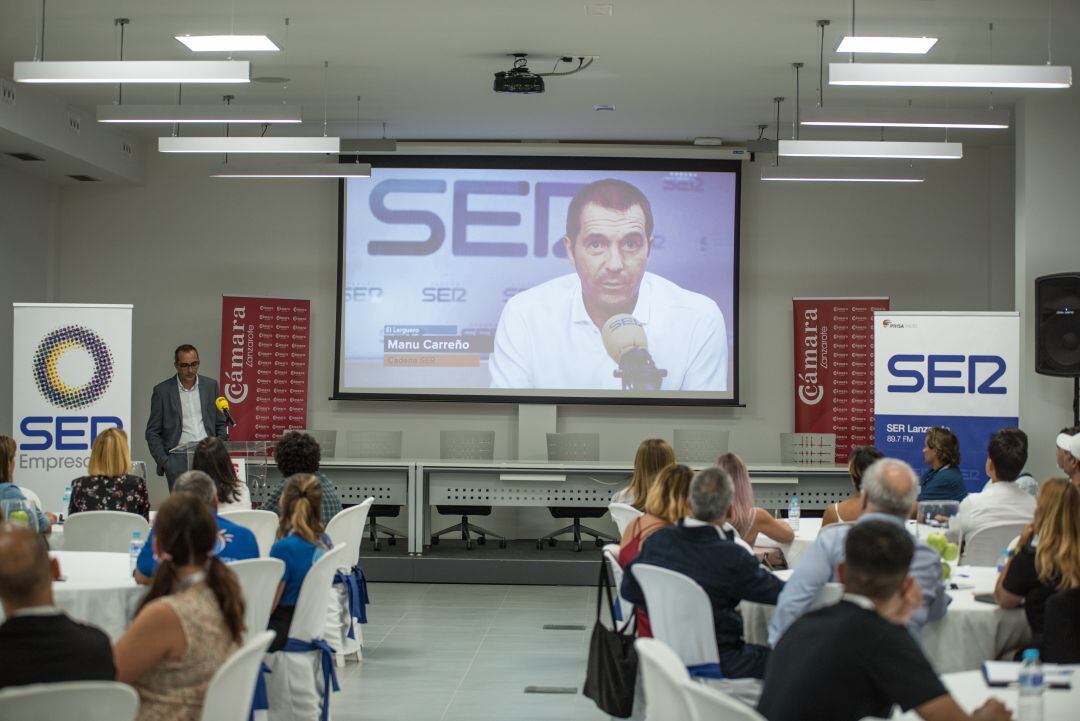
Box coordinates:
[614,347,668,391]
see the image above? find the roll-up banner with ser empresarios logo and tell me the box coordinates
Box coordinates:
[873,311,1020,493]
[12,303,132,512]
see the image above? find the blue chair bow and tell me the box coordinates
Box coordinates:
[282,638,340,721]
[687,662,724,680]
[332,570,363,639]
[248,661,271,721]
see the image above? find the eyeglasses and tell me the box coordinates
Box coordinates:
[176,361,200,369]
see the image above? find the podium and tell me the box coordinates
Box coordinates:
[169,441,276,508]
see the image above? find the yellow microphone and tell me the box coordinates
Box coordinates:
[215,396,237,427]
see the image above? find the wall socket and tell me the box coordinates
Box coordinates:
[120,140,135,158]
[0,79,15,106]
[67,111,82,136]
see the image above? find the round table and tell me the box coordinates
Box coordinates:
[754,517,822,567]
[888,668,1080,720]
[51,551,145,640]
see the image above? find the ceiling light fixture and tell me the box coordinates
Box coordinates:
[176,35,279,52]
[158,136,340,153]
[212,162,371,178]
[98,103,302,123]
[829,63,1072,88]
[836,36,938,54]
[761,166,923,183]
[777,139,962,159]
[800,106,1009,129]
[14,60,250,84]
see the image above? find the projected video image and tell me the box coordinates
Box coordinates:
[337,159,739,403]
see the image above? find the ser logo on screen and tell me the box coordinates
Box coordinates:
[344,286,384,302]
[886,354,1007,395]
[422,287,466,303]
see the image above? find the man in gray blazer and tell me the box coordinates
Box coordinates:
[144,344,229,489]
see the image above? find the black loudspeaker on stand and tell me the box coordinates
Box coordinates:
[1034,273,1080,425]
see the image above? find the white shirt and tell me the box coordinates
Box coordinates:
[682,516,754,555]
[216,483,252,515]
[957,480,1036,541]
[177,376,207,446]
[489,272,728,391]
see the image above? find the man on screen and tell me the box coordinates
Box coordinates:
[489,178,728,391]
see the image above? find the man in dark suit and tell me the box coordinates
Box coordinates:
[145,344,229,490]
[0,524,115,688]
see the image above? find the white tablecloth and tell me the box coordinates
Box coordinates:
[754,517,822,568]
[889,668,1080,720]
[742,566,1030,674]
[49,551,145,640]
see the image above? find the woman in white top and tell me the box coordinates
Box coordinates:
[821,445,884,528]
[612,439,675,510]
[191,437,251,514]
[718,452,794,546]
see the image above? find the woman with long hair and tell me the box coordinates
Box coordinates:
[113,493,244,721]
[919,426,967,502]
[69,428,150,520]
[267,473,333,652]
[612,438,676,511]
[821,446,885,528]
[618,463,693,637]
[0,435,52,532]
[718,452,795,545]
[191,437,250,514]
[995,477,1080,653]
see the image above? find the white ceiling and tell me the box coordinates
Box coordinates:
[0,0,1076,144]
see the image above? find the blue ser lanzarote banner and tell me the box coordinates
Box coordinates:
[873,311,1020,493]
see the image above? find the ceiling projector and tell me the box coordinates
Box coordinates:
[493,54,545,94]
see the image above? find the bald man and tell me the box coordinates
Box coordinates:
[0,523,115,688]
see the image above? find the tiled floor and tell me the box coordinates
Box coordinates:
[332,583,610,721]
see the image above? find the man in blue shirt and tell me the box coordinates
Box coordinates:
[768,458,948,646]
[134,470,259,583]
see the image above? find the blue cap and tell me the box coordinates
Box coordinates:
[1022,648,1039,661]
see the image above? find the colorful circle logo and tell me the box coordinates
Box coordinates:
[32,325,114,409]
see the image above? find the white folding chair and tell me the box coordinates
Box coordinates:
[324,498,375,664]
[635,638,695,721]
[609,502,644,537]
[221,510,280,557]
[62,511,149,552]
[961,521,1030,566]
[683,680,767,721]
[265,543,346,721]
[0,681,139,721]
[602,543,635,625]
[200,630,277,721]
[229,558,285,642]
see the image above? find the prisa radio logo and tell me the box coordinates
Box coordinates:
[21,325,121,451]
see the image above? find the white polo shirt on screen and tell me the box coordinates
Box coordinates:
[488,272,728,391]
[956,480,1036,542]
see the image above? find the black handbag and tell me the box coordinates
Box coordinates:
[583,560,638,718]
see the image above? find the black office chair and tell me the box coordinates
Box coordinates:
[538,432,618,552]
[346,430,404,551]
[430,430,506,551]
[1043,587,1080,663]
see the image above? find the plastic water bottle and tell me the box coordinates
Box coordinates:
[59,485,71,522]
[128,531,143,574]
[1018,648,1044,721]
[788,497,801,532]
[997,549,1010,574]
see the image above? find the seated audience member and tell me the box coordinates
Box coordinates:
[720,452,794,545]
[114,493,244,721]
[822,445,884,527]
[618,463,693,637]
[69,428,150,521]
[620,466,784,679]
[612,438,675,510]
[264,432,342,525]
[268,473,333,652]
[0,523,115,688]
[0,435,52,532]
[192,436,251,514]
[919,427,968,502]
[769,458,947,646]
[134,471,259,585]
[758,521,1011,721]
[958,428,1035,542]
[1055,428,1080,487]
[995,477,1080,653]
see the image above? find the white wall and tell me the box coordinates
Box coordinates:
[46,147,1014,511]
[0,164,56,430]
[1015,91,1080,482]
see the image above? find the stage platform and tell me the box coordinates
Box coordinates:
[358,539,605,586]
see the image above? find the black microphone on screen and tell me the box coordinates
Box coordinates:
[215,396,237,427]
[601,314,668,391]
